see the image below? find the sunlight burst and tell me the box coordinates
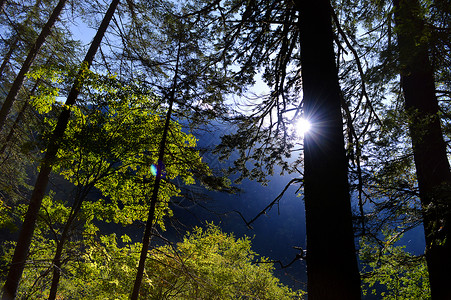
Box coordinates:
[295,118,311,136]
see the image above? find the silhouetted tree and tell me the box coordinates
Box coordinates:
[297,0,361,298]
[199,0,362,297]
[394,0,451,298]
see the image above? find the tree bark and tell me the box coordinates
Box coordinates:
[296,0,361,299]
[0,0,67,133]
[1,0,119,298]
[394,0,451,298]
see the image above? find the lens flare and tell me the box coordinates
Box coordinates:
[296,118,311,135]
[150,165,158,176]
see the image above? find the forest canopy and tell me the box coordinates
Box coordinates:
[1,0,450,299]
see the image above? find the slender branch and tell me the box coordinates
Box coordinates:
[237,178,303,228]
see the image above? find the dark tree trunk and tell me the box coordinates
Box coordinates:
[394,0,451,298]
[1,0,119,298]
[0,0,67,133]
[296,0,361,299]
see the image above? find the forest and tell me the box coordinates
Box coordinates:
[0,0,450,299]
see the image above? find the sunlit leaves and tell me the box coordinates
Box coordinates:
[360,231,430,299]
[34,68,210,231]
[0,65,217,297]
[60,224,304,299]
[2,222,304,298]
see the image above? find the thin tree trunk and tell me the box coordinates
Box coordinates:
[0,37,19,80]
[394,0,451,298]
[0,92,31,156]
[1,0,119,298]
[48,188,87,300]
[47,217,75,300]
[296,0,361,299]
[0,0,66,133]
[130,42,181,300]
[0,0,43,80]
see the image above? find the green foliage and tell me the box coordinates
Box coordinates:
[0,199,15,231]
[1,222,304,299]
[0,67,218,297]
[58,224,303,299]
[141,224,304,299]
[27,64,68,114]
[35,68,210,230]
[0,193,87,299]
[360,231,430,299]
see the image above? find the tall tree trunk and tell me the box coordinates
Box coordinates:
[1,0,119,298]
[0,0,66,133]
[130,42,181,300]
[296,0,361,299]
[394,0,451,298]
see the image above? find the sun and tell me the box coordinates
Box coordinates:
[295,117,311,136]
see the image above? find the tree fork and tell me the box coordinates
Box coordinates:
[1,0,120,298]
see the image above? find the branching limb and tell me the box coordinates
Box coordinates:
[235,178,303,228]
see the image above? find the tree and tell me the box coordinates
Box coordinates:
[130,37,181,299]
[296,0,361,298]
[136,224,305,299]
[393,0,451,298]
[183,1,361,297]
[329,0,451,297]
[1,0,120,297]
[0,0,42,80]
[0,0,67,132]
[2,223,304,299]
[0,67,214,298]
[39,69,207,299]
[360,230,430,299]
[110,0,234,127]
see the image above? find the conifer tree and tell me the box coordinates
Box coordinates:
[0,0,67,132]
[297,0,361,298]
[394,0,451,298]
